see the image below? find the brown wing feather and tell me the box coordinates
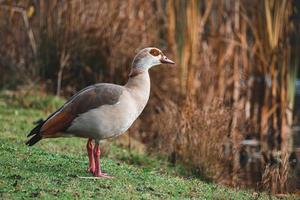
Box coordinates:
[27,84,123,143]
[41,112,75,137]
[42,84,123,136]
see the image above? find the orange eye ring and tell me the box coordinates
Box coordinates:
[149,49,160,56]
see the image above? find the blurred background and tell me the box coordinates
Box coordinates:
[0,0,299,194]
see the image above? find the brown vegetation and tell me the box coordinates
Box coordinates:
[0,0,299,194]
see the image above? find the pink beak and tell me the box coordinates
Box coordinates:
[160,56,175,64]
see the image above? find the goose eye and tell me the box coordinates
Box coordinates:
[149,49,160,56]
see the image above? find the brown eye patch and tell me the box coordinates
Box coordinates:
[149,49,160,56]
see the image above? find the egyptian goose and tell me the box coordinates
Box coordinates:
[26,47,175,178]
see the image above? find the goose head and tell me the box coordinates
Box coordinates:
[132,47,175,70]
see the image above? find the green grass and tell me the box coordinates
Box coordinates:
[0,91,290,199]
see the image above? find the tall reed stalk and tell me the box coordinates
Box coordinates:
[165,0,295,193]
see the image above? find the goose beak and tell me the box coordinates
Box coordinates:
[160,56,175,65]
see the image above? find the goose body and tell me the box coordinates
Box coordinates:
[26,47,174,177]
[67,72,150,140]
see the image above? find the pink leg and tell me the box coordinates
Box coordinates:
[93,142,112,178]
[86,138,95,174]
